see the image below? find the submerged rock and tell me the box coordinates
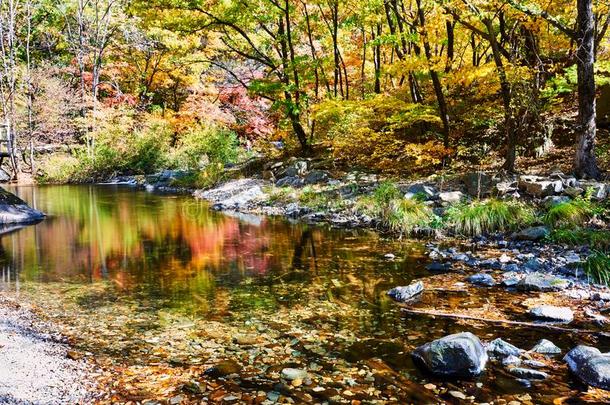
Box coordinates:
[487,338,521,357]
[412,332,488,378]
[513,226,550,241]
[509,367,549,380]
[564,345,610,390]
[517,272,569,292]
[0,187,45,224]
[466,273,495,287]
[529,305,574,323]
[387,281,424,302]
[531,339,561,355]
[281,368,308,381]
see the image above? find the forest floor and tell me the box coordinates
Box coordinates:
[0,295,97,404]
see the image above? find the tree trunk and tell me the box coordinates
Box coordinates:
[574,0,600,179]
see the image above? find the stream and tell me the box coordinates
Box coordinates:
[0,184,607,403]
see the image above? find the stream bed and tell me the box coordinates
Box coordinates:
[0,185,608,404]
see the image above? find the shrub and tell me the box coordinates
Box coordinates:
[170,125,240,170]
[543,197,597,229]
[584,251,610,286]
[445,199,535,236]
[170,162,226,189]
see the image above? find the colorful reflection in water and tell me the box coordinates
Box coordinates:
[0,185,427,317]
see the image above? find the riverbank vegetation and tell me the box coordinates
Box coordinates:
[0,0,604,183]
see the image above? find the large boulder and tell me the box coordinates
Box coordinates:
[518,175,563,197]
[462,172,492,197]
[486,338,522,358]
[387,281,424,302]
[564,345,610,390]
[412,332,488,378]
[0,188,44,224]
[303,170,330,185]
[195,178,266,209]
[513,226,549,241]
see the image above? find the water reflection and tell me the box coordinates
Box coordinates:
[1,185,427,318]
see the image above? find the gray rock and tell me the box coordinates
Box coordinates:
[495,180,518,195]
[523,360,546,368]
[531,339,561,355]
[513,226,550,241]
[438,191,465,203]
[281,368,308,381]
[466,273,495,287]
[412,332,488,378]
[387,281,424,302]
[517,272,569,292]
[462,172,492,196]
[580,181,608,200]
[529,305,574,323]
[502,355,522,367]
[285,203,310,218]
[509,367,549,380]
[564,345,610,390]
[564,187,584,198]
[404,183,437,200]
[518,175,563,197]
[426,262,451,272]
[0,169,10,183]
[276,176,304,188]
[195,178,266,209]
[0,188,45,224]
[294,160,308,176]
[487,338,521,357]
[501,272,521,287]
[303,170,329,185]
[543,195,570,209]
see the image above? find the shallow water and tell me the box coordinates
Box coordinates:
[0,185,608,403]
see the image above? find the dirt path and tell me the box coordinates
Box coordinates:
[0,296,95,405]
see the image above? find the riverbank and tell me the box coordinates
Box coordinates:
[0,294,97,404]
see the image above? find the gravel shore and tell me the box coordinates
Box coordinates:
[0,295,95,404]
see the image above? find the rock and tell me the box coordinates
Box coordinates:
[531,339,561,355]
[517,272,569,292]
[580,181,608,200]
[404,183,437,200]
[294,160,308,176]
[412,332,488,378]
[285,203,310,218]
[195,178,267,209]
[303,170,329,185]
[502,355,522,367]
[0,187,45,224]
[518,175,563,197]
[462,172,492,196]
[204,360,242,377]
[425,262,451,272]
[542,195,570,209]
[387,281,424,302]
[262,170,275,181]
[529,305,574,323]
[592,292,610,301]
[438,191,465,203]
[0,169,10,183]
[276,176,303,188]
[281,368,308,381]
[495,180,519,196]
[449,390,467,400]
[564,345,610,390]
[509,367,549,380]
[523,360,546,368]
[502,272,521,287]
[513,226,550,241]
[564,187,584,198]
[466,273,495,287]
[487,338,521,357]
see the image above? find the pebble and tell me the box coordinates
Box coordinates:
[449,390,466,400]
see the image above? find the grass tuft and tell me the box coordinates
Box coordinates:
[543,197,597,229]
[445,199,534,236]
[584,251,610,286]
[548,228,610,250]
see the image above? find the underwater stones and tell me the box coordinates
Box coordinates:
[466,273,495,287]
[426,262,452,272]
[387,281,424,302]
[204,360,242,378]
[531,339,561,355]
[280,368,308,381]
[564,345,610,390]
[487,338,522,358]
[517,272,569,292]
[508,367,548,380]
[529,305,574,323]
[412,332,488,378]
[513,226,550,241]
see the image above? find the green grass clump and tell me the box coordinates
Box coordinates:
[445,199,534,236]
[543,197,597,229]
[548,228,610,250]
[357,181,434,235]
[266,186,295,204]
[584,251,610,286]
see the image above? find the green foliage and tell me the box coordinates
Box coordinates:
[543,197,597,229]
[584,251,610,286]
[548,228,610,250]
[169,163,226,189]
[357,181,434,235]
[170,126,240,170]
[445,199,535,236]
